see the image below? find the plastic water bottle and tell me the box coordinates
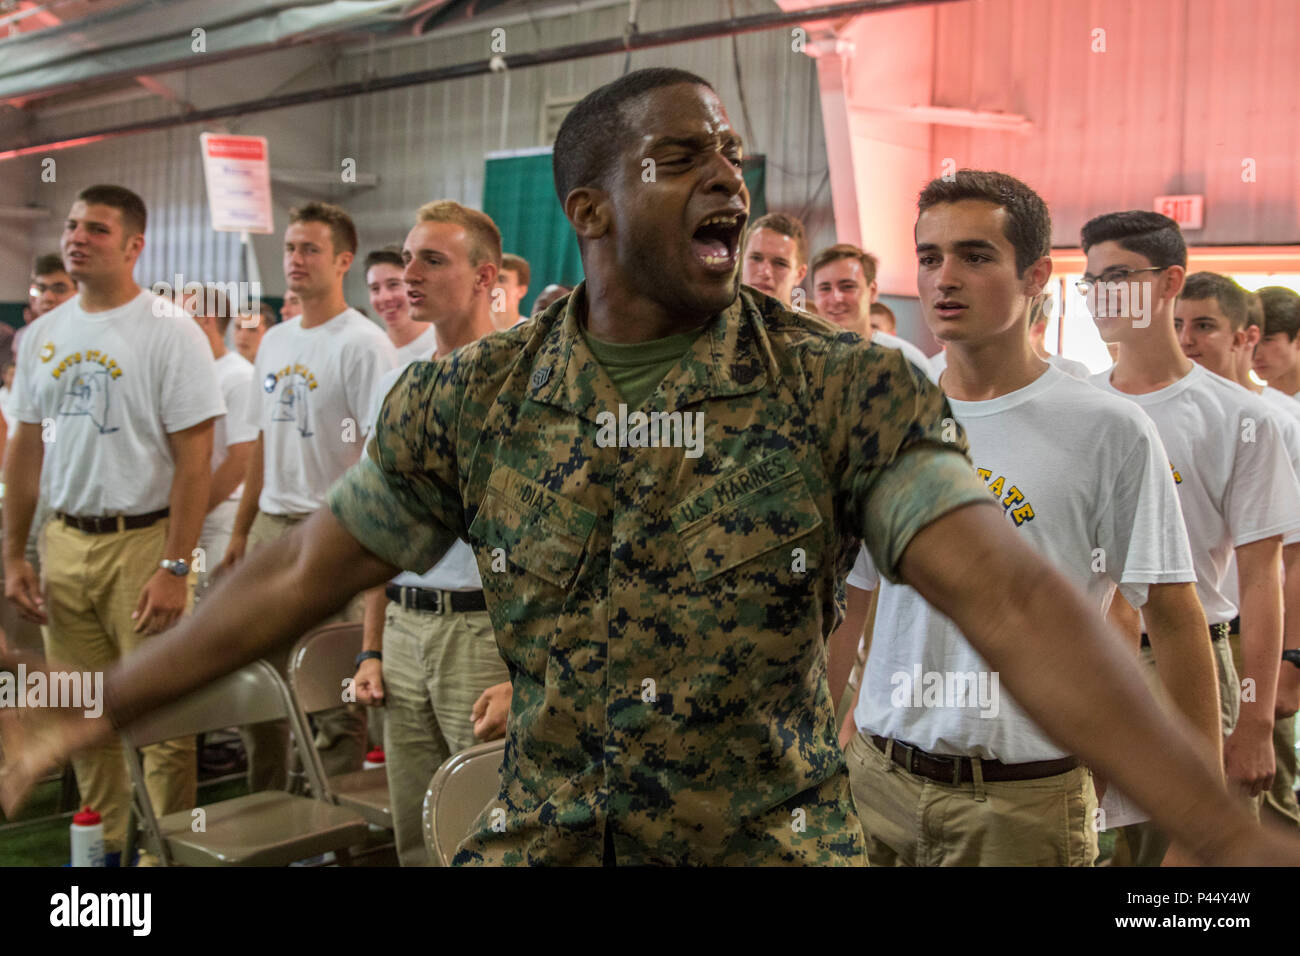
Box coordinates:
[70,806,105,867]
[361,748,387,834]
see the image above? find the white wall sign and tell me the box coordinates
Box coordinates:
[200,133,273,234]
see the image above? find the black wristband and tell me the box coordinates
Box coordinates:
[355,650,382,668]
[1283,649,1300,670]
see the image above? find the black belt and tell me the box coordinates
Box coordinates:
[869,734,1079,784]
[1140,621,1229,649]
[385,584,486,615]
[58,508,169,535]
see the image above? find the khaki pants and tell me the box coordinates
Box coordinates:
[844,731,1098,867]
[381,602,509,866]
[1116,637,1242,866]
[1264,714,1300,828]
[1220,633,1300,829]
[240,510,367,792]
[42,516,197,855]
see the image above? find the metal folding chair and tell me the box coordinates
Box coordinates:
[121,660,369,866]
[422,738,505,866]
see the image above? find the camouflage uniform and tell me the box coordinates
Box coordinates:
[327,284,992,865]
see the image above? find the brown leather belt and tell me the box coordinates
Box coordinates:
[1141,621,1229,649]
[385,584,487,615]
[58,508,169,535]
[869,734,1079,785]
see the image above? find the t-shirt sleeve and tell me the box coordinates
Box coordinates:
[1098,416,1197,608]
[245,349,265,432]
[327,358,461,574]
[368,366,406,433]
[1273,413,1300,547]
[346,332,398,438]
[1224,409,1300,548]
[833,342,995,584]
[846,543,880,591]
[223,366,259,446]
[159,314,226,433]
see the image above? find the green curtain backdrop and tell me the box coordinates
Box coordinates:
[483,149,766,317]
[1,304,25,330]
[483,148,583,317]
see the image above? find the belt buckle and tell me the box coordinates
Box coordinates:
[402,587,413,611]
[926,750,960,785]
[430,590,443,615]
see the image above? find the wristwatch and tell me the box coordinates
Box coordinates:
[159,558,190,577]
[355,650,382,667]
[1283,649,1300,669]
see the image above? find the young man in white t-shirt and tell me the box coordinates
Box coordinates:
[831,171,1211,866]
[1206,281,1300,830]
[492,253,531,331]
[3,185,223,864]
[232,300,274,365]
[365,245,436,362]
[1028,293,1091,379]
[279,288,302,321]
[1252,286,1300,401]
[869,302,896,335]
[811,242,934,376]
[217,201,397,790]
[8,254,79,570]
[1083,212,1300,863]
[741,213,809,310]
[185,287,257,601]
[349,200,511,866]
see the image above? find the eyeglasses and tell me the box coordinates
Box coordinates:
[1076,267,1165,296]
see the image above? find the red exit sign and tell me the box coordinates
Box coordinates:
[1153,194,1204,230]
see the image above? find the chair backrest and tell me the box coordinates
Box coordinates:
[120,659,295,749]
[120,660,322,864]
[287,622,364,716]
[424,739,505,866]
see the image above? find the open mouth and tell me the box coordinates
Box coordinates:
[690,211,745,274]
[934,301,967,317]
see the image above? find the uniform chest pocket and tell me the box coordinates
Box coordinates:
[469,466,597,590]
[670,449,824,583]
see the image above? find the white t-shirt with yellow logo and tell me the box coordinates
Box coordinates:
[248,308,396,515]
[1091,363,1300,626]
[848,366,1195,763]
[13,290,224,516]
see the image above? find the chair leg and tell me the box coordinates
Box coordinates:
[123,803,137,865]
[57,764,79,813]
[287,730,308,796]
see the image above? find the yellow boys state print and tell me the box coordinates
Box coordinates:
[975,466,1035,526]
[48,346,124,434]
[264,362,319,438]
